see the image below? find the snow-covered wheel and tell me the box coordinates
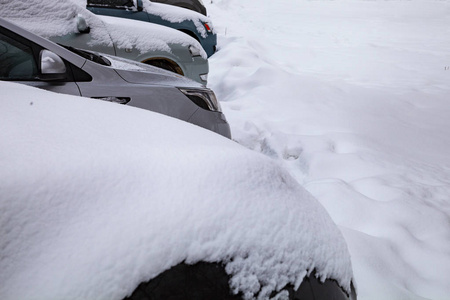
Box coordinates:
[122,262,356,300]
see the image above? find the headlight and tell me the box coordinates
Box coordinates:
[189,45,202,57]
[178,88,222,112]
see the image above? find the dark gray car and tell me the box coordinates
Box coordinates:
[0,18,231,138]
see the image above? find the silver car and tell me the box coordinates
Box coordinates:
[0,18,231,138]
[0,0,209,84]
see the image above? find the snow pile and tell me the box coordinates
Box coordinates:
[0,82,353,300]
[206,0,450,299]
[0,0,205,56]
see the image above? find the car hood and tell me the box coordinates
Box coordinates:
[98,15,207,59]
[145,0,212,24]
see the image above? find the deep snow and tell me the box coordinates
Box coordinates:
[206,0,450,299]
[0,82,353,300]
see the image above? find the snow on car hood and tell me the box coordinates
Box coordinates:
[0,82,354,300]
[99,15,207,58]
[0,0,206,57]
[144,0,214,38]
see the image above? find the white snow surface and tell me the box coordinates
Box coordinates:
[0,82,353,300]
[206,0,450,299]
[0,0,205,56]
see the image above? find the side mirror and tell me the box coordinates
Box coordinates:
[39,50,67,80]
[137,0,143,11]
[76,14,90,33]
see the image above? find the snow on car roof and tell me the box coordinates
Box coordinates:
[0,82,354,300]
[0,0,205,56]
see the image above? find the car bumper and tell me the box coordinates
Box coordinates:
[182,55,209,85]
[200,33,217,58]
[188,108,231,139]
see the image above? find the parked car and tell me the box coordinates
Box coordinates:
[150,0,207,16]
[84,0,217,57]
[0,80,356,300]
[0,17,231,138]
[0,0,209,84]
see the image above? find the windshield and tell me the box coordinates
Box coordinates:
[59,45,111,66]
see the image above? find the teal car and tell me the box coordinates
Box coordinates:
[85,0,217,57]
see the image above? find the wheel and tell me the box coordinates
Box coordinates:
[122,262,356,300]
[142,58,184,76]
[122,262,241,300]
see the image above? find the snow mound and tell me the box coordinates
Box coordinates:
[0,82,353,300]
[206,0,450,299]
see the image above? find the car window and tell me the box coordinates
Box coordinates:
[0,32,38,80]
[87,0,134,8]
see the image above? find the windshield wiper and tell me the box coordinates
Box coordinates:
[59,44,111,66]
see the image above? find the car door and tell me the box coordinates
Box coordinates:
[0,28,81,95]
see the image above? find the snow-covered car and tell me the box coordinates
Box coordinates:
[0,18,230,138]
[151,0,207,16]
[0,81,356,300]
[85,0,217,57]
[0,0,209,84]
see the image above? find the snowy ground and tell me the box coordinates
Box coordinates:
[206,0,450,299]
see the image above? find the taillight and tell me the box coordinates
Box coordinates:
[204,22,212,33]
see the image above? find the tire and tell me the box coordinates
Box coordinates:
[122,262,356,300]
[142,58,184,76]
